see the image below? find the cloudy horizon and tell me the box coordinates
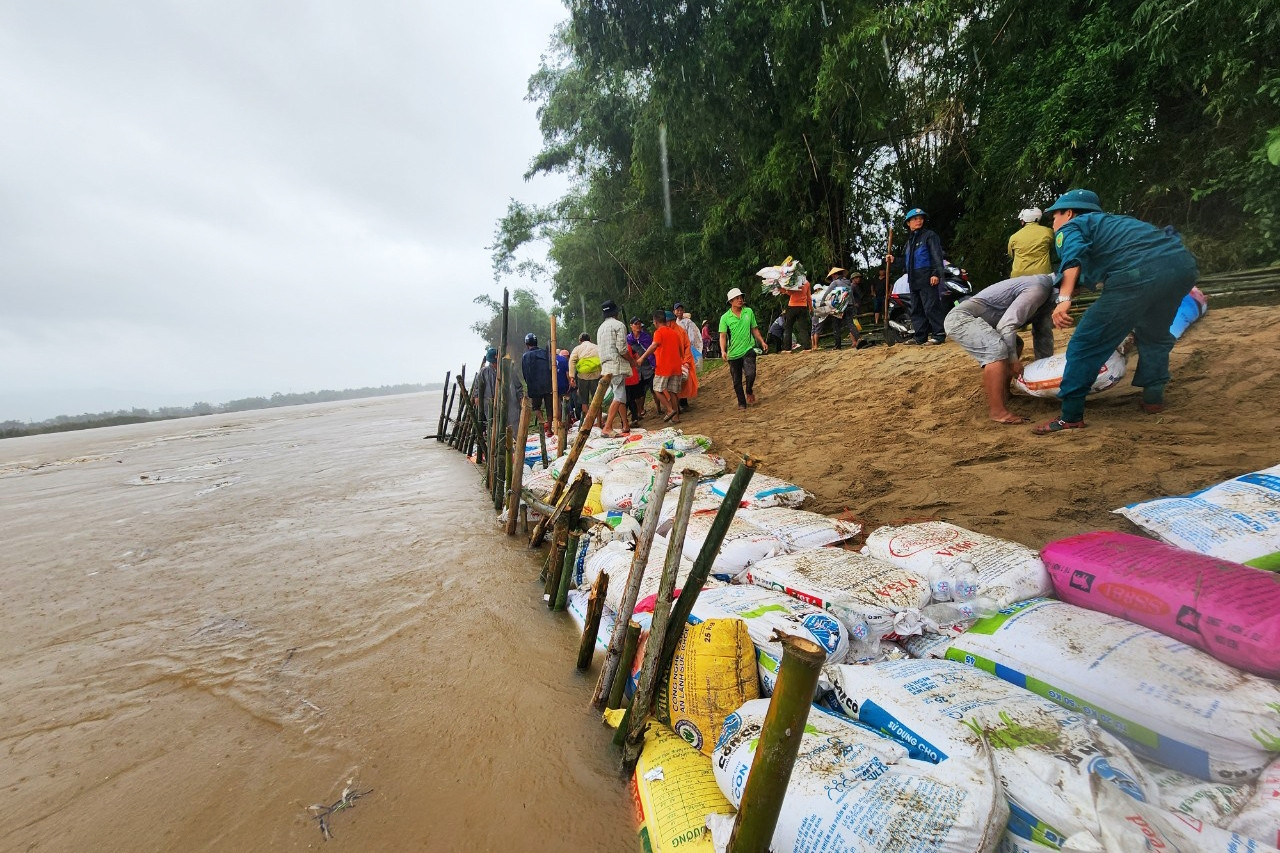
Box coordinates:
[0,1,569,422]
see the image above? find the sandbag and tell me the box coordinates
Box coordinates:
[1013,349,1127,398]
[829,658,1159,853]
[710,699,1007,853]
[1139,759,1254,829]
[740,547,930,640]
[862,521,1052,607]
[1169,286,1208,339]
[1229,756,1280,848]
[939,598,1280,783]
[1042,530,1280,677]
[710,472,810,509]
[662,618,759,756]
[633,723,735,853]
[690,585,847,694]
[735,507,861,550]
[677,515,788,580]
[1114,464,1280,570]
[582,539,702,615]
[657,481,728,529]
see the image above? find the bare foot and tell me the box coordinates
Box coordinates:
[991,413,1029,425]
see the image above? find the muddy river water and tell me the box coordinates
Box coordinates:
[1,393,634,852]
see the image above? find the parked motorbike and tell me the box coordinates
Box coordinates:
[884,262,973,342]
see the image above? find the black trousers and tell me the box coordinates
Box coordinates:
[727,350,757,406]
[908,274,946,341]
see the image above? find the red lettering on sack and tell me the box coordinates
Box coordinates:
[1124,815,1168,849]
[888,527,962,557]
[1098,583,1170,616]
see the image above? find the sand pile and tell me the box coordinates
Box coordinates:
[679,303,1280,548]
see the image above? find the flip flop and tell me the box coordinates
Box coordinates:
[663,411,676,422]
[1032,418,1086,435]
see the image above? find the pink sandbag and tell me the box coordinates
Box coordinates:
[1042,530,1280,678]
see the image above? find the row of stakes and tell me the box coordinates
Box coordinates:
[435,292,822,852]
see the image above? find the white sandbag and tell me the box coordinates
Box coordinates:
[663,433,713,454]
[1082,776,1279,853]
[1013,349,1127,398]
[1140,759,1254,829]
[735,507,861,549]
[939,598,1280,783]
[710,699,1007,853]
[829,658,1159,853]
[606,450,661,472]
[740,547,930,640]
[678,515,788,580]
[549,442,619,480]
[523,467,556,500]
[571,522,624,587]
[581,539,702,615]
[1114,464,1280,570]
[862,521,1052,607]
[691,585,847,694]
[589,510,642,542]
[669,452,726,481]
[1229,756,1280,848]
[710,472,810,509]
[657,481,727,530]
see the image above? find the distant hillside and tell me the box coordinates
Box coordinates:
[1,383,439,439]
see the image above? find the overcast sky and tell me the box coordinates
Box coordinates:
[0,1,570,422]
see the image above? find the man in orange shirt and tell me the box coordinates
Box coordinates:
[639,309,690,423]
[780,276,812,352]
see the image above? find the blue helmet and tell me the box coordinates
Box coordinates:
[904,208,926,222]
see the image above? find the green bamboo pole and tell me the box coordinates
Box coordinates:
[553,530,581,611]
[590,449,676,708]
[537,420,549,471]
[542,473,592,594]
[605,621,641,710]
[620,471,700,768]
[435,370,451,440]
[544,519,569,602]
[505,398,532,535]
[576,572,609,670]
[726,634,827,853]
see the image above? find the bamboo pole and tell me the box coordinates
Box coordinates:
[590,449,676,708]
[518,504,528,535]
[725,634,827,853]
[550,315,561,439]
[450,363,468,446]
[442,371,460,445]
[544,374,610,508]
[435,370,451,440]
[620,471,699,767]
[537,422,549,471]
[498,425,513,513]
[576,572,610,670]
[553,530,581,611]
[606,621,641,710]
[882,224,895,343]
[544,519,570,601]
[542,473,592,588]
[657,457,757,675]
[505,398,532,535]
[455,375,483,461]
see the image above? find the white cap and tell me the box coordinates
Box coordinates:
[1019,207,1043,223]
[726,287,745,302]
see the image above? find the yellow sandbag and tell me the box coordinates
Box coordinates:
[633,724,735,853]
[583,481,605,517]
[661,618,758,756]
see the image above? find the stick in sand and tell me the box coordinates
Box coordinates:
[575,572,609,670]
[504,398,532,535]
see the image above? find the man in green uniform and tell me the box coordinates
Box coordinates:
[1033,189,1199,435]
[1007,207,1054,277]
[718,287,769,410]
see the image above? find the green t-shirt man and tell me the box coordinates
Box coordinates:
[719,305,760,359]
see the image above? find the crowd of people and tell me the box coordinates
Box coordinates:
[475,187,1200,439]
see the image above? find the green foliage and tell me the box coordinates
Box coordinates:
[496,0,1279,310]
[470,287,555,355]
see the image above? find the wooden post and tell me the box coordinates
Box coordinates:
[656,457,757,676]
[505,399,532,535]
[620,472,699,767]
[518,504,528,535]
[549,315,561,439]
[553,530,581,611]
[435,370,451,440]
[590,449,675,708]
[542,473,592,587]
[726,634,827,853]
[606,621,641,710]
[543,374,610,512]
[882,224,896,344]
[449,364,468,446]
[455,374,482,461]
[576,572,609,670]
[497,425,513,513]
[442,372,460,445]
[537,423,549,471]
[544,520,570,602]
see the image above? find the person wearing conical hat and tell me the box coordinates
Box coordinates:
[1033,189,1199,435]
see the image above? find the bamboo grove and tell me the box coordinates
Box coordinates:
[489,0,1279,328]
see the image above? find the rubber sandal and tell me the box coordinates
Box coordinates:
[1140,402,1164,414]
[1032,418,1087,435]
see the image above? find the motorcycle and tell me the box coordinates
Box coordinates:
[885,262,973,342]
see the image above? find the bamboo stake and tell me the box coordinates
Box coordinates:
[450,363,468,446]
[882,224,895,344]
[553,530,581,611]
[537,422,549,471]
[455,375,483,461]
[576,572,609,670]
[518,504,528,535]
[542,473,592,587]
[499,426,513,513]
[620,471,700,768]
[726,634,826,853]
[543,373,611,512]
[657,457,757,677]
[544,519,570,602]
[590,449,676,708]
[606,621,641,710]
[550,315,561,439]
[435,370,451,440]
[443,371,460,445]
[505,398,532,535]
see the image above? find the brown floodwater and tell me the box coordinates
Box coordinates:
[1,394,634,852]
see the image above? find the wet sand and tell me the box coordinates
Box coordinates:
[1,395,633,852]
